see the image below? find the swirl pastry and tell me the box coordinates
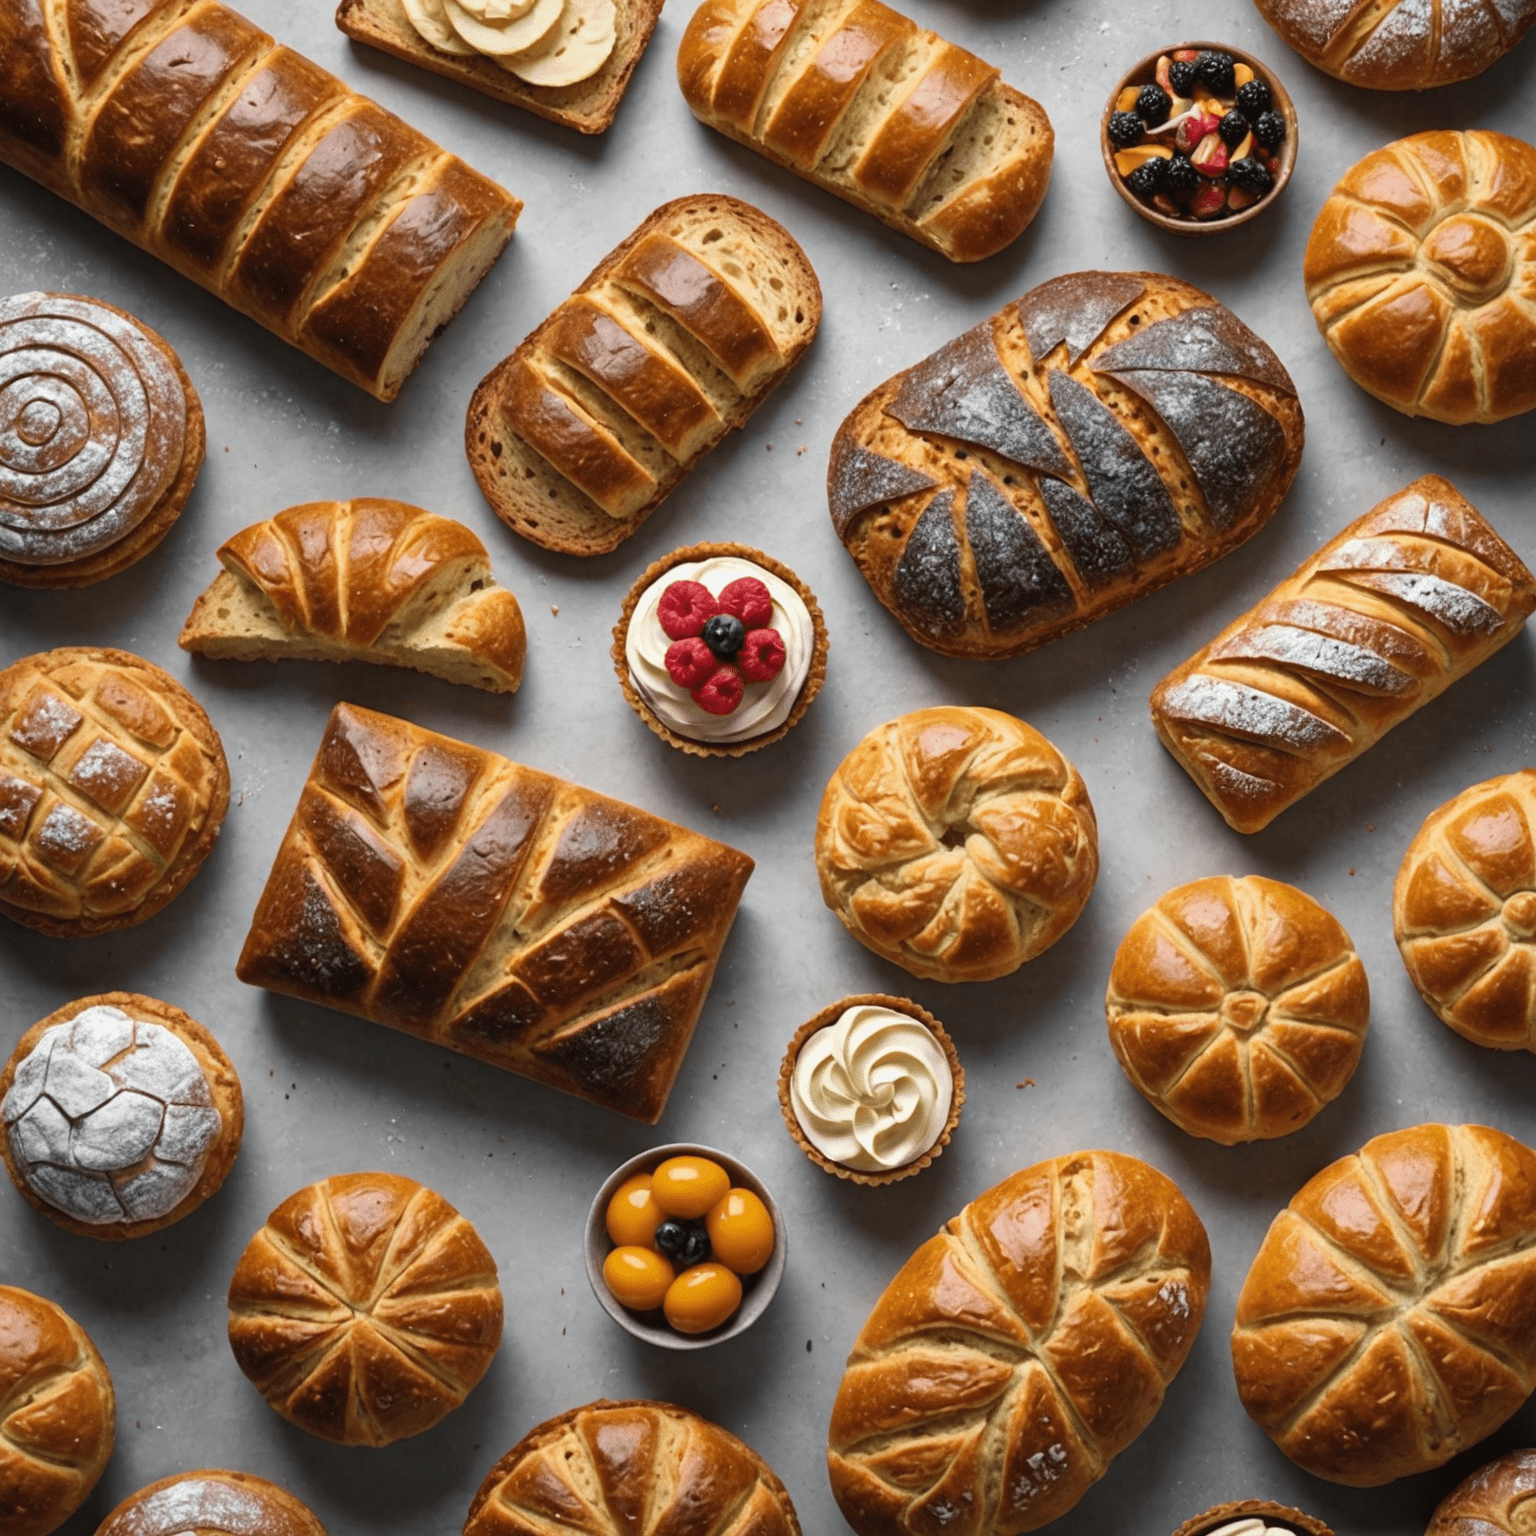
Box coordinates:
[1426,1449,1536,1535]
[0,293,204,588]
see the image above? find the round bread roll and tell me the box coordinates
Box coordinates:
[0,992,243,1239]
[96,1469,326,1536]
[1305,131,1536,425]
[0,1285,114,1536]
[829,1150,1210,1534]
[1106,876,1369,1145]
[227,1171,502,1446]
[1426,1448,1536,1534]
[0,647,230,936]
[815,707,1098,982]
[1395,770,1536,1050]
[1172,1502,1333,1536]
[465,1399,802,1535]
[1232,1122,1536,1485]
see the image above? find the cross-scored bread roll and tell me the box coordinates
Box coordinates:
[227,1171,502,1447]
[179,499,527,693]
[1151,476,1536,834]
[814,707,1097,983]
[96,1469,326,1536]
[1305,131,1536,425]
[464,1399,802,1535]
[677,0,1053,263]
[1426,1448,1536,1535]
[1107,876,1369,1145]
[828,1150,1210,1534]
[1232,1122,1536,1485]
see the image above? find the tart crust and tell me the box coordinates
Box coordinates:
[1173,1500,1335,1536]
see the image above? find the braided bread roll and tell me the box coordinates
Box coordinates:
[828,1150,1210,1534]
[97,1470,326,1536]
[1232,1123,1536,1485]
[1426,1448,1536,1535]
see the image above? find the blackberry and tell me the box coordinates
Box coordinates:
[1228,157,1274,196]
[1163,154,1199,193]
[1235,79,1272,117]
[1108,111,1145,148]
[1194,50,1236,94]
[1125,159,1168,199]
[1135,83,1171,125]
[1168,59,1197,96]
[1218,109,1249,147]
[1253,110,1287,150]
[701,613,744,660]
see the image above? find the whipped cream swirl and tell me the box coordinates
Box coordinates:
[790,1005,953,1172]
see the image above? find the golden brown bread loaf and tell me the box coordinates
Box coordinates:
[467,195,819,556]
[178,498,527,694]
[676,0,1053,263]
[1426,1448,1536,1535]
[96,1469,327,1536]
[1151,476,1536,834]
[829,271,1305,659]
[0,648,230,936]
[1305,131,1536,425]
[1106,876,1369,1145]
[0,1285,114,1536]
[0,0,521,401]
[815,707,1097,983]
[464,1399,802,1535]
[828,1150,1210,1534]
[227,1171,502,1447]
[237,702,753,1121]
[1232,1122,1536,1485]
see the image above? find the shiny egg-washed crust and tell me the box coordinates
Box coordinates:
[1106,876,1369,1146]
[0,1285,114,1536]
[1426,1448,1536,1534]
[829,271,1304,659]
[1305,131,1536,425]
[828,1150,1210,1535]
[228,1171,502,1447]
[464,1398,803,1535]
[0,991,244,1241]
[0,648,230,937]
[1232,1122,1536,1486]
[96,1468,327,1536]
[1151,476,1536,834]
[1172,1500,1334,1536]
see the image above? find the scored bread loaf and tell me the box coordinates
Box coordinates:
[0,0,521,401]
[96,1470,327,1536]
[1151,475,1536,834]
[676,0,1053,263]
[466,194,820,556]
[179,499,527,693]
[1426,1449,1536,1535]
[236,702,754,1121]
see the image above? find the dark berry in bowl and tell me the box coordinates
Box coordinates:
[1168,58,1197,95]
[1195,49,1236,93]
[702,613,745,661]
[1108,111,1145,148]
[1236,79,1272,117]
[1218,110,1249,146]
[1125,158,1168,199]
[1136,83,1171,125]
[1163,154,1199,193]
[1228,157,1274,196]
[1253,110,1286,150]
[677,1223,711,1266]
[654,1219,688,1258]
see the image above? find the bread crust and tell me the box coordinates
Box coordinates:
[1426,1448,1536,1534]
[95,1468,327,1536]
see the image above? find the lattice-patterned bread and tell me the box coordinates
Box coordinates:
[227,1171,502,1447]
[97,1470,327,1536]
[0,648,230,937]
[1232,1122,1536,1485]
[466,195,820,556]
[1426,1449,1536,1535]
[465,1399,802,1535]
[828,1150,1210,1534]
[0,0,521,401]
[237,702,753,1120]
[829,271,1304,659]
[1151,476,1536,834]
[179,499,526,694]
[677,0,1053,263]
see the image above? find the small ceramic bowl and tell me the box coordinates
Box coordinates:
[585,1142,787,1351]
[1172,1500,1334,1536]
[1102,42,1299,236]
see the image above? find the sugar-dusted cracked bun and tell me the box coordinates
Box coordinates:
[1306,131,1536,425]
[96,1469,326,1536]
[227,1172,502,1446]
[1107,876,1369,1145]
[1232,1123,1536,1485]
[464,1399,802,1535]
[1426,1448,1536,1534]
[815,707,1097,983]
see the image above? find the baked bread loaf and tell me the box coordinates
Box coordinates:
[1426,1448,1536,1535]
[1173,1502,1332,1536]
[677,0,1053,263]
[0,1285,114,1536]
[1394,770,1536,1051]
[1232,1122,1536,1485]
[178,499,526,694]
[829,1150,1210,1534]
[1106,876,1369,1145]
[228,1171,502,1446]
[465,1399,802,1535]
[0,293,204,589]
[0,0,521,402]
[1151,476,1536,834]
[815,707,1097,983]
[829,271,1304,659]
[237,702,753,1121]
[0,647,230,936]
[466,195,819,556]
[97,1469,326,1536]
[1305,131,1536,425]
[1,991,243,1239]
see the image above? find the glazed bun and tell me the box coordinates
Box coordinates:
[96,1469,326,1536]
[1426,1448,1536,1534]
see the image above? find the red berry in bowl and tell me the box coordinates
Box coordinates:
[717,576,773,629]
[665,636,715,688]
[692,666,744,716]
[738,628,786,682]
[657,580,718,640]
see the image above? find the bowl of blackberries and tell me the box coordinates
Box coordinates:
[1102,43,1298,234]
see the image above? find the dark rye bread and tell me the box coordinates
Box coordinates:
[829,270,1305,660]
[466,194,819,556]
